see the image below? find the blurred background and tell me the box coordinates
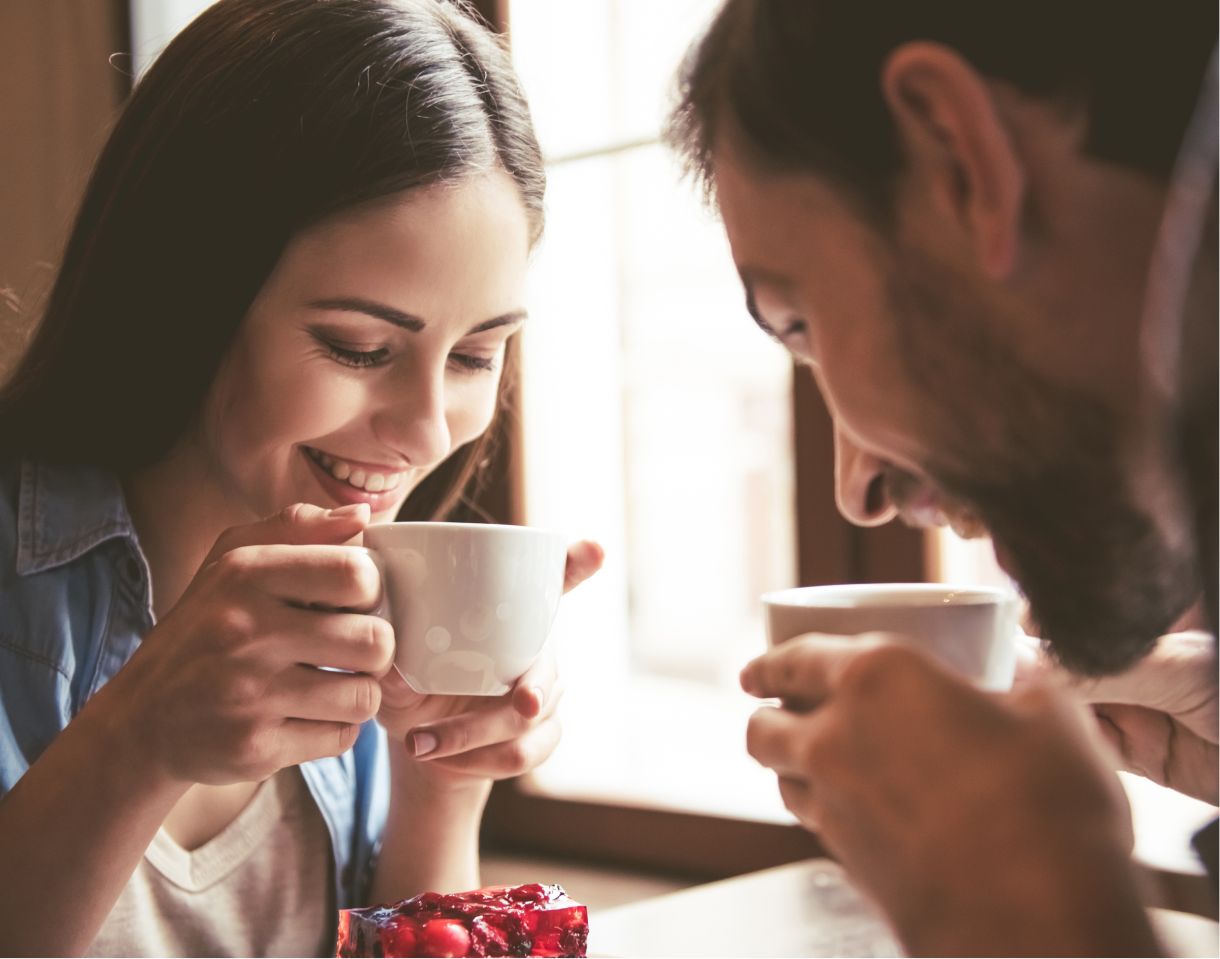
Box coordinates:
[0,0,1212,918]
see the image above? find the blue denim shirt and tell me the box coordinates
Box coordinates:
[0,457,389,910]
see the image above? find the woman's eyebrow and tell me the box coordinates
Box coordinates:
[465,310,528,335]
[308,297,425,331]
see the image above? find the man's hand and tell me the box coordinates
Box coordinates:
[1023,631,1218,804]
[740,635,1158,957]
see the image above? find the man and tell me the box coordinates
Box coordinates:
[667,1,1217,953]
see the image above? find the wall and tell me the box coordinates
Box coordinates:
[0,0,128,383]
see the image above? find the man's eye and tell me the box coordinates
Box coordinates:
[327,344,390,368]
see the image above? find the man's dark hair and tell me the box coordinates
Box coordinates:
[0,0,542,521]
[669,0,1216,219]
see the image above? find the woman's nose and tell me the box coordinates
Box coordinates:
[834,422,900,527]
[373,362,451,469]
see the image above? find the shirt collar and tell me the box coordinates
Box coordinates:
[1141,45,1218,403]
[16,457,139,575]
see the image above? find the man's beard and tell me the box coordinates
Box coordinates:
[885,249,1198,676]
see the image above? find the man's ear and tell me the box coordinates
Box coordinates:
[880,41,1024,280]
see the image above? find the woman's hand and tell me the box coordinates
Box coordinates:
[374,539,604,786]
[107,502,394,787]
[378,651,563,789]
[368,540,603,901]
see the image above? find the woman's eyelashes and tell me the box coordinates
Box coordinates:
[326,342,391,368]
[448,351,497,373]
[310,328,501,374]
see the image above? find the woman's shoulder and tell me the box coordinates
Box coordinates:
[2,457,133,573]
[0,454,144,674]
[0,455,146,790]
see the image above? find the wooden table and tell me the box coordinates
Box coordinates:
[588,858,1220,958]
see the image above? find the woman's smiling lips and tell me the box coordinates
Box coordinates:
[301,445,412,508]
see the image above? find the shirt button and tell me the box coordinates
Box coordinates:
[126,558,140,580]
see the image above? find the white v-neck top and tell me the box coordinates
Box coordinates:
[87,766,335,958]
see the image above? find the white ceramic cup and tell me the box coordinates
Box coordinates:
[760,583,1019,691]
[362,522,568,696]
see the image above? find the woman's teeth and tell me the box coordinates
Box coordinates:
[306,447,403,492]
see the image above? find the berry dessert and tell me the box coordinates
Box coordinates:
[336,883,588,958]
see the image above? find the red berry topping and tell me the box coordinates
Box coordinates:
[336,883,587,957]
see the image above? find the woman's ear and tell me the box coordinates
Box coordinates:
[880,41,1024,280]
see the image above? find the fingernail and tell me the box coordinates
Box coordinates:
[530,685,545,707]
[413,731,438,757]
[329,504,363,517]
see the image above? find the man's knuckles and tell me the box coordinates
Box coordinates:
[747,706,821,772]
[834,643,945,704]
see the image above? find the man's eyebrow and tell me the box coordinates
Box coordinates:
[308,297,425,332]
[465,310,528,335]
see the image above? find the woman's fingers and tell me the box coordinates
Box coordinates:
[273,717,366,768]
[204,502,370,563]
[410,683,562,761]
[509,650,560,719]
[265,607,394,675]
[269,664,383,725]
[209,543,381,611]
[562,540,605,593]
[424,714,563,779]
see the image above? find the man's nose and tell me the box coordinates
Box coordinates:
[373,360,451,469]
[834,423,900,527]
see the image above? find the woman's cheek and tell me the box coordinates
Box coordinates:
[448,374,501,446]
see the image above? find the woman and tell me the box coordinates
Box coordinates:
[0,1,600,954]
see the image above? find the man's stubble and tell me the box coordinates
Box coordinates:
[882,246,1198,675]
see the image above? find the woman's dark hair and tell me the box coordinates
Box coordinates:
[668,0,1216,221]
[0,0,543,521]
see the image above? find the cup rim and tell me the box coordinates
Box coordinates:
[761,582,1014,608]
[365,521,566,537]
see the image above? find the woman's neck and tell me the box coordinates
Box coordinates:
[121,438,254,620]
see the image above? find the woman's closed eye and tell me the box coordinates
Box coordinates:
[309,326,506,374]
[448,351,497,374]
[326,342,391,368]
[308,326,392,368]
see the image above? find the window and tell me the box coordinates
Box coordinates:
[129,0,212,79]
[508,0,805,824]
[505,0,997,830]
